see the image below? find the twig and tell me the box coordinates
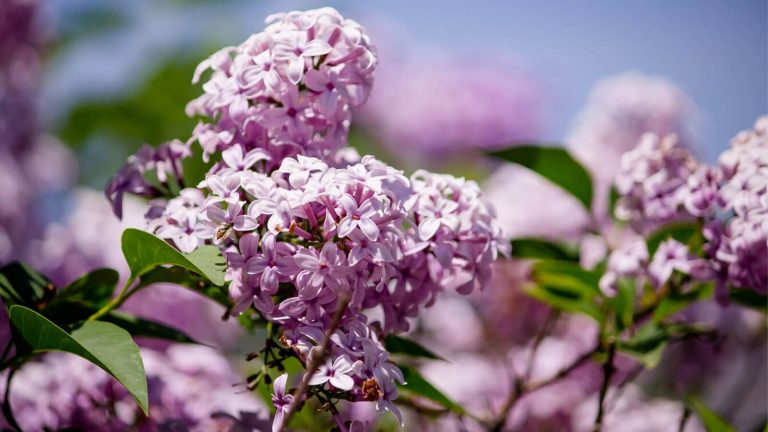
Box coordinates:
[88,277,135,321]
[593,342,616,432]
[525,343,599,393]
[0,341,12,365]
[278,293,351,432]
[677,406,691,432]
[489,310,559,431]
[2,367,20,432]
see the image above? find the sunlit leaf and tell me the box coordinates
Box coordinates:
[687,397,736,432]
[9,305,148,414]
[121,228,226,286]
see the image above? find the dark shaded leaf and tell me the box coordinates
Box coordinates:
[9,305,148,413]
[46,269,118,311]
[0,262,55,309]
[729,288,767,312]
[385,336,445,361]
[138,266,230,307]
[510,238,579,261]
[490,145,593,210]
[103,311,198,344]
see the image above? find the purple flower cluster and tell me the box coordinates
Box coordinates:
[614,133,699,231]
[613,117,767,298]
[360,56,542,157]
[567,72,694,220]
[1,346,267,432]
[599,237,712,296]
[186,7,376,166]
[708,118,768,296]
[106,7,506,429]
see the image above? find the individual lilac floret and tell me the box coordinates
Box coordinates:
[614,133,698,232]
[186,7,377,166]
[271,373,294,432]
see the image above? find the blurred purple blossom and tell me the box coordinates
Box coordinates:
[360,54,543,158]
[0,345,267,431]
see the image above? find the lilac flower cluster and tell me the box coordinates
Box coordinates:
[613,117,767,297]
[614,133,699,231]
[708,117,768,296]
[360,55,542,157]
[107,7,506,429]
[0,346,267,432]
[598,237,712,296]
[186,7,376,166]
[567,72,694,220]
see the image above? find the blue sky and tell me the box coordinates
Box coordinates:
[48,0,767,161]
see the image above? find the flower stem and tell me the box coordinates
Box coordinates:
[88,277,134,321]
[277,293,351,432]
[593,342,616,432]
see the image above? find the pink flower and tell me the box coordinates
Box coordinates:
[308,355,355,390]
[271,373,294,432]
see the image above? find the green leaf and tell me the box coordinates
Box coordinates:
[653,283,714,323]
[617,323,669,368]
[612,278,636,331]
[608,186,621,220]
[646,222,699,256]
[729,288,767,312]
[121,228,226,286]
[38,269,120,329]
[102,311,198,344]
[46,269,118,311]
[527,261,602,320]
[384,336,445,361]
[9,305,148,414]
[490,145,593,210]
[0,262,55,309]
[397,365,464,414]
[687,397,736,432]
[510,238,579,261]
